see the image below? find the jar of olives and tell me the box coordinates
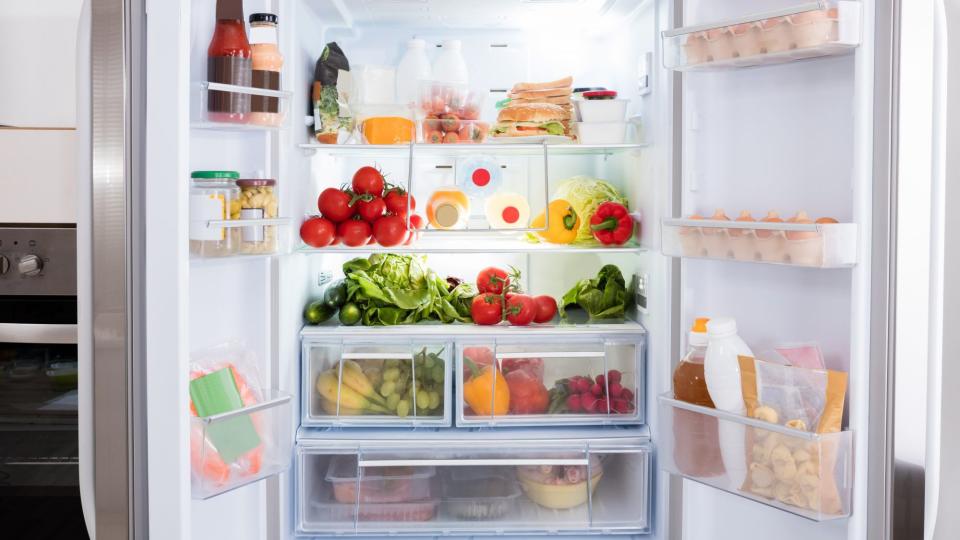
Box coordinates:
[237,179,279,254]
[189,171,241,257]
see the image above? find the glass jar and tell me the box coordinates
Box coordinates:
[248,13,283,126]
[237,179,278,254]
[207,0,252,123]
[190,171,241,257]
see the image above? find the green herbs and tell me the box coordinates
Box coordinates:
[343,253,475,325]
[560,264,628,320]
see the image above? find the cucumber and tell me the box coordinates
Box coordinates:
[304,300,336,325]
[323,279,348,309]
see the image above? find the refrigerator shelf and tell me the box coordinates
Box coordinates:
[301,318,647,340]
[298,142,648,157]
[662,1,862,72]
[192,81,292,130]
[661,218,858,268]
[658,394,853,522]
[191,389,293,500]
[298,236,645,255]
[455,338,644,427]
[295,439,651,536]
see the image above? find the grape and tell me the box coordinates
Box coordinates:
[432,365,444,383]
[428,391,441,409]
[423,354,435,369]
[383,367,400,382]
[379,381,396,397]
[396,399,410,417]
[416,390,430,409]
[386,393,400,410]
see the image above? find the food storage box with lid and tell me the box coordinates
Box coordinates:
[441,469,522,520]
[236,179,279,254]
[573,122,627,145]
[326,455,436,504]
[418,81,486,143]
[189,170,241,257]
[574,96,627,123]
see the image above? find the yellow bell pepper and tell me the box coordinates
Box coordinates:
[531,199,580,244]
[462,358,510,416]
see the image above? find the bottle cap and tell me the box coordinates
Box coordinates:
[689,317,710,347]
[249,13,278,24]
[706,317,737,337]
[692,317,709,333]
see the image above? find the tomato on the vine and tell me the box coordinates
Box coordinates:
[384,188,415,216]
[476,267,509,295]
[337,219,371,247]
[355,196,385,222]
[318,188,354,222]
[352,166,385,196]
[505,294,537,326]
[470,293,503,325]
[372,215,408,247]
[299,217,336,248]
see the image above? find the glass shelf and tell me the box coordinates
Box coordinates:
[298,236,644,255]
[298,142,648,157]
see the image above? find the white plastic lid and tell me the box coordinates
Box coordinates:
[407,38,426,49]
[441,39,462,50]
[706,317,737,338]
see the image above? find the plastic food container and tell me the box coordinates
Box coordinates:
[442,471,522,520]
[421,119,489,144]
[418,81,485,143]
[574,99,627,123]
[237,179,278,254]
[189,171,241,257]
[759,17,792,53]
[310,495,439,522]
[573,122,627,145]
[326,456,435,504]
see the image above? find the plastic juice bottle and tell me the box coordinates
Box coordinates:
[704,317,754,486]
[426,188,470,229]
[249,13,283,127]
[207,0,252,123]
[672,318,725,478]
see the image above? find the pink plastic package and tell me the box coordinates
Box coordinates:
[773,343,826,370]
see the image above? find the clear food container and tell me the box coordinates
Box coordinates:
[441,469,522,520]
[310,493,439,522]
[574,99,628,123]
[418,81,486,143]
[421,119,490,144]
[189,171,241,257]
[573,122,627,145]
[326,455,435,504]
[236,179,279,254]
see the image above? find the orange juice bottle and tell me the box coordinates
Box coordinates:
[426,188,470,229]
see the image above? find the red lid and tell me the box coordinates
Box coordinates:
[583,90,618,99]
[237,179,276,187]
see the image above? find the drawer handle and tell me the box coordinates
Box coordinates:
[358,458,589,467]
[341,352,415,360]
[496,351,604,359]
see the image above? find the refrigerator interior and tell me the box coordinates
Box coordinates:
[173,0,870,538]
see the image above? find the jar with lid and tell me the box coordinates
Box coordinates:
[248,13,284,126]
[190,171,241,257]
[207,0,252,123]
[237,179,279,254]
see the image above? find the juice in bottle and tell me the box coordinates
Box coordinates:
[207,0,252,123]
[249,13,283,126]
[426,188,470,229]
[672,317,725,478]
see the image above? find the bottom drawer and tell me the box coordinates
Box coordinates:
[296,440,651,536]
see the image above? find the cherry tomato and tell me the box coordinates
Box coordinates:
[318,188,354,222]
[351,166,385,196]
[533,295,558,323]
[443,132,459,144]
[355,196,385,222]
[337,219,371,247]
[476,267,510,295]
[384,189,416,215]
[299,217,336,248]
[505,294,537,326]
[440,114,461,133]
[372,215,408,247]
[471,293,503,326]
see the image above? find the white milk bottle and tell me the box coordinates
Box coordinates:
[396,38,432,107]
[432,40,469,85]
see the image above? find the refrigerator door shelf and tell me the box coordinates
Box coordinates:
[190,389,293,500]
[456,338,644,427]
[662,1,862,71]
[302,339,453,428]
[192,82,292,132]
[658,394,853,522]
[295,441,651,536]
[661,218,858,268]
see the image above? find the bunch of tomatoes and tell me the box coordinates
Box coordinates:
[300,166,425,248]
[470,266,558,326]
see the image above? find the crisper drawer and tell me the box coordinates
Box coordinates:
[295,441,651,536]
[455,338,644,427]
[302,339,452,427]
[658,394,853,521]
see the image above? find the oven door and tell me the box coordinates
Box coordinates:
[0,296,86,538]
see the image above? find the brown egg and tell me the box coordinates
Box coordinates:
[786,211,818,240]
[704,209,730,236]
[757,211,783,239]
[730,210,755,237]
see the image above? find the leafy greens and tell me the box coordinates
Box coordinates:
[559,264,629,320]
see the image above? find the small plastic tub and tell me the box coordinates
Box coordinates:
[575,96,627,123]
[326,456,435,504]
[573,122,627,145]
[421,119,489,144]
[442,473,522,520]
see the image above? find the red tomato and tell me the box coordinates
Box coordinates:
[372,215,408,247]
[355,196,385,222]
[443,132,459,144]
[476,267,509,295]
[318,188,354,222]
[440,114,461,133]
[337,219,371,247]
[384,189,415,215]
[351,166,385,196]
[505,370,549,414]
[505,294,537,326]
[299,217,336,248]
[533,295,558,323]
[471,293,503,325]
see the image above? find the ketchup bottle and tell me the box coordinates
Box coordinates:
[207,0,252,123]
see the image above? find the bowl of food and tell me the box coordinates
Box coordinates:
[516,455,603,510]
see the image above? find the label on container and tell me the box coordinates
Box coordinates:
[251,69,280,113]
[190,194,226,241]
[241,208,265,242]
[208,56,252,114]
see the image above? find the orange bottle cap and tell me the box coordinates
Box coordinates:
[692,317,710,333]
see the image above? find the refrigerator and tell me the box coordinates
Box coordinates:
[77,0,916,539]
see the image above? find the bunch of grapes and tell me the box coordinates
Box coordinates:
[361,347,445,417]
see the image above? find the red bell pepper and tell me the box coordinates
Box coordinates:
[504,369,549,414]
[590,202,633,245]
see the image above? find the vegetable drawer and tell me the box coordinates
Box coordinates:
[295,439,651,536]
[456,338,644,427]
[658,394,853,521]
[302,339,452,427]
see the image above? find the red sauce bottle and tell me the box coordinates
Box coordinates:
[207,0,252,123]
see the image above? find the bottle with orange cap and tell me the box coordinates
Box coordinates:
[673,317,714,407]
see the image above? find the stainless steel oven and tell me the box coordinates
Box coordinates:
[0,225,87,538]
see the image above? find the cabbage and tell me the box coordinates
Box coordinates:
[552,176,629,244]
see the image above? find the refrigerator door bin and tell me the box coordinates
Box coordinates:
[658,394,853,521]
[456,338,644,427]
[190,389,292,499]
[662,1,862,71]
[661,218,858,268]
[295,440,651,536]
[302,339,452,427]
[193,81,292,130]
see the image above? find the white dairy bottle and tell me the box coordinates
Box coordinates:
[432,39,469,86]
[396,39,432,107]
[703,317,754,489]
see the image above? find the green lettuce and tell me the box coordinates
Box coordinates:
[560,265,628,320]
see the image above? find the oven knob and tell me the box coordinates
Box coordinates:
[18,254,43,277]
[0,255,8,275]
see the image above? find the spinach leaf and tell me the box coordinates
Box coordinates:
[560,264,628,320]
